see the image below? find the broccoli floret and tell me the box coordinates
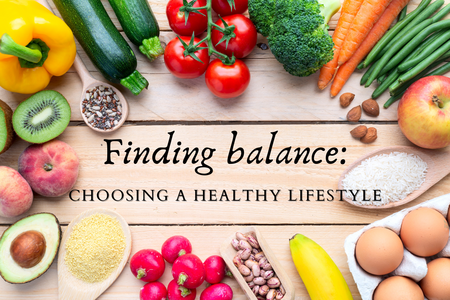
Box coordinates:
[248,0,276,37]
[248,0,341,77]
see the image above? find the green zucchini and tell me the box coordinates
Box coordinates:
[108,0,163,61]
[53,0,148,95]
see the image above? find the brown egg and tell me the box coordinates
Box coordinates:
[374,276,423,300]
[355,227,404,275]
[400,207,449,257]
[420,258,450,300]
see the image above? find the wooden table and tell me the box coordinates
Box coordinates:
[1,0,449,299]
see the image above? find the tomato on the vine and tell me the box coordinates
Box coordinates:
[164,36,210,79]
[211,0,248,16]
[211,14,257,58]
[205,59,250,98]
[166,0,208,36]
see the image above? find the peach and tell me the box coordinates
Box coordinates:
[18,140,79,197]
[0,166,33,218]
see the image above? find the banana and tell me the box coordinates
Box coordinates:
[289,234,353,300]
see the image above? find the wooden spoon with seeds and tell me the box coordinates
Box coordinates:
[338,146,450,209]
[57,208,132,300]
[35,0,128,133]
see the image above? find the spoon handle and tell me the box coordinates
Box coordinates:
[73,55,95,86]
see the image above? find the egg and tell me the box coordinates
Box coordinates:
[400,207,449,257]
[373,276,423,300]
[355,227,404,275]
[420,258,450,300]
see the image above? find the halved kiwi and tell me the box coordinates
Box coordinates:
[0,99,14,154]
[12,91,71,144]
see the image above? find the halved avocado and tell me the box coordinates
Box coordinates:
[0,213,61,283]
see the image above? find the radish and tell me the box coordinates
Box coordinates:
[172,253,205,289]
[161,235,192,263]
[130,249,165,282]
[140,282,167,300]
[167,279,196,300]
[204,255,227,284]
[200,283,233,300]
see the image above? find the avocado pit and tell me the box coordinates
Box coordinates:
[10,230,46,268]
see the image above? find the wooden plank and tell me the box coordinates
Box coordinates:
[0,124,449,225]
[0,225,364,300]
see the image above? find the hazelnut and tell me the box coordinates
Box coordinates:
[347,106,362,122]
[350,125,368,138]
[340,93,355,108]
[361,127,377,143]
[362,99,380,117]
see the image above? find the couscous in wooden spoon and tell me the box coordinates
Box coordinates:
[338,145,450,209]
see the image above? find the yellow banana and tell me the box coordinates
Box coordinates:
[289,234,353,300]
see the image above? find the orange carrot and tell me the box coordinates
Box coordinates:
[318,0,364,90]
[331,0,410,97]
[337,0,393,66]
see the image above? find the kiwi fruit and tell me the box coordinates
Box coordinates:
[12,91,71,144]
[0,99,14,154]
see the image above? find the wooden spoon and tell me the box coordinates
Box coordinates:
[57,208,132,300]
[338,146,450,209]
[74,56,129,132]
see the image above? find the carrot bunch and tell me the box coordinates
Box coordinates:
[318,0,410,96]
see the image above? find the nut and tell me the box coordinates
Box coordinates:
[361,127,377,144]
[350,125,368,138]
[347,105,362,122]
[362,99,379,117]
[340,92,355,108]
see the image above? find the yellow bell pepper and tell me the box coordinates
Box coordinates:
[0,0,76,94]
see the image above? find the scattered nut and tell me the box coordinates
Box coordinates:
[347,105,362,122]
[361,127,377,144]
[362,99,380,117]
[340,92,355,108]
[350,125,368,139]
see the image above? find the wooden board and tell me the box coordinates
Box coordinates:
[0,125,449,226]
[0,225,364,300]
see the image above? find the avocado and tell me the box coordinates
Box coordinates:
[0,213,61,283]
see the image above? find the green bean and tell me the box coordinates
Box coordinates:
[384,60,450,108]
[430,2,450,21]
[372,69,401,99]
[377,73,388,85]
[394,39,450,86]
[363,0,436,67]
[357,61,365,70]
[364,0,432,67]
[398,5,408,22]
[361,60,380,86]
[379,29,446,75]
[365,18,434,87]
[398,30,450,72]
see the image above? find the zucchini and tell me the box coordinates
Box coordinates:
[108,0,163,61]
[53,0,148,95]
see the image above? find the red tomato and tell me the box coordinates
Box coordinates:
[212,0,248,16]
[166,0,208,36]
[205,59,250,98]
[164,36,210,79]
[211,14,257,58]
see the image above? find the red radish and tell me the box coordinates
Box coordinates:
[172,253,205,289]
[140,282,167,300]
[162,235,192,263]
[200,283,233,300]
[167,279,196,300]
[130,249,165,282]
[204,255,227,284]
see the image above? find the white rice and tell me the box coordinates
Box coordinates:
[342,152,427,206]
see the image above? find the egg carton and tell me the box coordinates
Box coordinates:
[344,193,450,300]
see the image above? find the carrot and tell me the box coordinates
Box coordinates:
[337,0,393,66]
[330,0,410,97]
[317,0,364,90]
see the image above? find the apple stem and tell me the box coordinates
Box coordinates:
[43,163,53,172]
[432,95,444,109]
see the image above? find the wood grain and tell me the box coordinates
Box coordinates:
[0,225,365,300]
[0,125,448,226]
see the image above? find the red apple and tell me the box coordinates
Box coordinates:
[398,75,450,149]
[18,140,79,197]
[0,166,33,217]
